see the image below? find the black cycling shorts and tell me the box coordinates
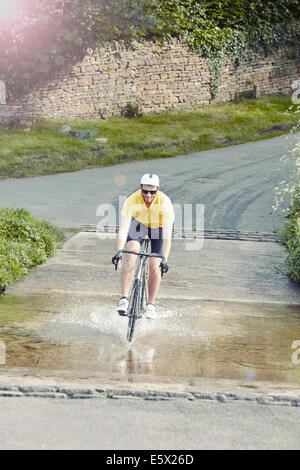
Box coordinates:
[127,218,163,254]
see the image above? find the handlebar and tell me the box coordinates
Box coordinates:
[113,249,166,276]
[120,249,163,259]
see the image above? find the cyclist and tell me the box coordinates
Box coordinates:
[112,174,174,319]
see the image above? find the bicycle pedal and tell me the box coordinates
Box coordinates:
[118,311,128,317]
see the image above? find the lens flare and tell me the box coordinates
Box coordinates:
[0,0,20,21]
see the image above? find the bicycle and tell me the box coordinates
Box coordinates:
[115,237,164,343]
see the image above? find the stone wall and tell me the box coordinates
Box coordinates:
[6,40,300,120]
[0,105,23,125]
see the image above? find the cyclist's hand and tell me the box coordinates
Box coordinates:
[112,251,122,269]
[160,258,169,275]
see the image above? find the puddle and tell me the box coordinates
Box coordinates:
[0,294,300,386]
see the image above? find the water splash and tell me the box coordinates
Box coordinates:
[90,308,128,343]
[90,305,182,342]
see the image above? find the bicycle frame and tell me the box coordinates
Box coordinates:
[118,238,163,342]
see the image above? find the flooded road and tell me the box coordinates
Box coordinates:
[1,294,299,387]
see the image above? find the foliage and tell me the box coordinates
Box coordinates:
[0,0,157,97]
[121,102,143,119]
[273,98,300,282]
[0,207,64,292]
[278,200,300,283]
[150,0,300,97]
[150,0,300,50]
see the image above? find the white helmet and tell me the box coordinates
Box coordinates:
[140,173,159,187]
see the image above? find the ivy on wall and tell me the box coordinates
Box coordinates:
[150,0,300,98]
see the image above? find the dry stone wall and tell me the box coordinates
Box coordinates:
[2,39,300,121]
[0,105,23,125]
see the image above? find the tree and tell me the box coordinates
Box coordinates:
[0,0,157,97]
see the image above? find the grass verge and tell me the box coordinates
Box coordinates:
[0,207,65,293]
[0,95,299,179]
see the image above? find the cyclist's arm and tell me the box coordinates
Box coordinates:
[162,219,173,261]
[117,215,131,252]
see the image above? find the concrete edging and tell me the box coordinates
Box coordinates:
[0,383,300,406]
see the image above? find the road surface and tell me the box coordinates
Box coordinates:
[0,396,300,450]
[0,135,297,231]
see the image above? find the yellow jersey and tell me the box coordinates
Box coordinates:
[121,190,174,229]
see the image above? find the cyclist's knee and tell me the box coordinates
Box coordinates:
[149,257,161,273]
[123,253,136,269]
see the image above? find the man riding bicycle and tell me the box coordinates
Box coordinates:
[112,174,174,319]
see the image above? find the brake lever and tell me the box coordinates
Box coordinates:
[160,263,164,278]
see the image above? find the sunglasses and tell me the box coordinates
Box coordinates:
[142,189,157,195]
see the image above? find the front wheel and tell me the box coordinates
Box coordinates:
[126,279,141,343]
[139,263,148,314]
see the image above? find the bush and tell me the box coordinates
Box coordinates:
[273,105,299,283]
[0,207,64,293]
[122,102,143,119]
[278,191,300,283]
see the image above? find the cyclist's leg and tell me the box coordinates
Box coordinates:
[148,258,161,305]
[121,240,141,298]
[148,228,163,305]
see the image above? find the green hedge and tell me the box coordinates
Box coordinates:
[279,190,300,283]
[0,207,64,293]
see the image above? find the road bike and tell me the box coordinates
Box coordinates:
[115,237,163,342]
